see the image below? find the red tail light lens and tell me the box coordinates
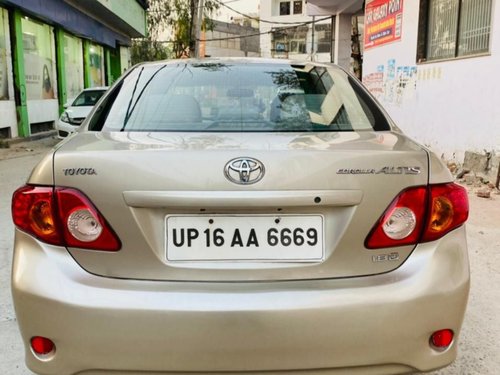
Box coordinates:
[12,185,121,251]
[365,187,427,249]
[366,183,468,249]
[55,188,121,251]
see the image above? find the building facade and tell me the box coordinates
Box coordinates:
[259,0,365,73]
[203,20,260,58]
[0,0,146,140]
[259,0,334,63]
[362,0,498,158]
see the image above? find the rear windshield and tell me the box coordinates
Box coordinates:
[91,62,390,132]
[72,90,106,107]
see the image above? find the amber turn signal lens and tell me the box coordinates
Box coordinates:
[422,183,469,242]
[29,199,56,237]
[428,196,454,233]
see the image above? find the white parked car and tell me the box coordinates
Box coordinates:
[56,87,108,138]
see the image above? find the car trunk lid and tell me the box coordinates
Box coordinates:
[51,131,429,281]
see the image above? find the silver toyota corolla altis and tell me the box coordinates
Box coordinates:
[11,59,469,375]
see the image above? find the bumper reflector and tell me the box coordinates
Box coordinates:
[31,336,55,356]
[430,329,454,349]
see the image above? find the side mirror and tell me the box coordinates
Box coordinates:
[63,102,70,109]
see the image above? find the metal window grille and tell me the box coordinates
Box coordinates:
[293,1,303,14]
[427,0,459,60]
[427,0,492,60]
[458,0,492,56]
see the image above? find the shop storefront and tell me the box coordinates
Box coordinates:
[21,16,59,131]
[0,0,146,140]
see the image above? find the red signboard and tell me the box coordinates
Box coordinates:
[364,0,403,49]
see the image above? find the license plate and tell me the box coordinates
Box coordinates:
[166,215,324,262]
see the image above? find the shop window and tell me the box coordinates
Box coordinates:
[0,8,9,100]
[280,2,291,16]
[290,40,306,54]
[271,26,308,58]
[417,0,492,61]
[272,29,288,58]
[88,43,105,87]
[63,33,84,100]
[293,1,303,14]
[21,17,56,100]
[315,24,332,54]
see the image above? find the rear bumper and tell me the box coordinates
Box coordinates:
[12,228,470,375]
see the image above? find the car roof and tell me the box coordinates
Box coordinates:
[138,57,339,70]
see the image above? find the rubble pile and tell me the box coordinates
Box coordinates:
[449,162,500,199]
[444,151,500,199]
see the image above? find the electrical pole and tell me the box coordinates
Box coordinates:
[195,0,205,58]
[310,16,316,62]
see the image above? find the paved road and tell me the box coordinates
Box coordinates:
[0,150,47,375]
[1,140,499,374]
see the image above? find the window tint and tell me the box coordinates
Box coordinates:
[95,62,390,133]
[72,90,106,107]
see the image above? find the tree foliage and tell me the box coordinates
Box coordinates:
[131,39,171,65]
[132,0,220,62]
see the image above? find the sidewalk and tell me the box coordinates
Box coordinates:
[0,133,60,161]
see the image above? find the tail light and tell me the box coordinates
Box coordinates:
[365,183,468,249]
[422,184,469,242]
[12,185,121,251]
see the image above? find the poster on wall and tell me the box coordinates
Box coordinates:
[364,0,403,50]
[24,54,55,100]
[0,8,9,100]
[22,18,57,100]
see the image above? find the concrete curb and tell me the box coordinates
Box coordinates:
[0,130,57,147]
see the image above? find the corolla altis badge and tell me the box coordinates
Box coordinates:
[224,157,265,185]
[337,166,421,175]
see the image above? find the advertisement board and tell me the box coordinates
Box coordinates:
[364,0,403,50]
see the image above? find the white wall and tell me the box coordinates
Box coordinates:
[363,0,500,159]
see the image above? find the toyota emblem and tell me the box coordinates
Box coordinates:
[224,157,265,185]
